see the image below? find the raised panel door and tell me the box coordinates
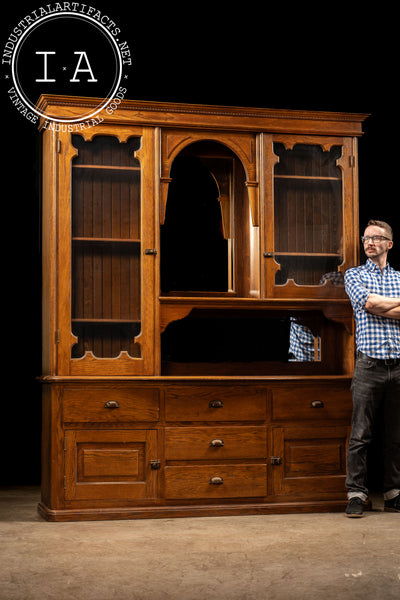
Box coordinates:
[271,426,350,498]
[64,429,158,501]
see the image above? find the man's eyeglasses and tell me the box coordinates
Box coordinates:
[361,235,391,243]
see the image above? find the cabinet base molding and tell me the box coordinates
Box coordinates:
[38,499,349,523]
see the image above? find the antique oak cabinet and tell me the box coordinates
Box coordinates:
[38,95,368,521]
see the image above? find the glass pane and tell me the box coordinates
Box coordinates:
[71,135,142,359]
[274,143,344,287]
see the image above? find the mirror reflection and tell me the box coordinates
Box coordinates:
[161,311,323,365]
[289,317,320,362]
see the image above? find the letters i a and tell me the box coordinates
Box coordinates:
[35,51,98,83]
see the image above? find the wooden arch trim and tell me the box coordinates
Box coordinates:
[159,130,259,226]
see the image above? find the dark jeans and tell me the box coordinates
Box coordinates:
[346,354,400,499]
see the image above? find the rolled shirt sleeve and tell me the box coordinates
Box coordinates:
[344,267,370,311]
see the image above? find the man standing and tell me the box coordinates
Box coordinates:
[344,219,400,517]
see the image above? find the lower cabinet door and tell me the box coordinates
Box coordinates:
[271,426,350,497]
[165,464,267,500]
[64,430,158,501]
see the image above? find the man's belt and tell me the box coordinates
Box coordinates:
[357,351,400,366]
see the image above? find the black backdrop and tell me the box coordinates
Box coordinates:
[1,3,397,484]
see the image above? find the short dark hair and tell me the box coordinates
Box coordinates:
[366,219,393,240]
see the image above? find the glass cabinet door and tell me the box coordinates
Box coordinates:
[71,135,142,360]
[57,128,155,375]
[264,139,351,298]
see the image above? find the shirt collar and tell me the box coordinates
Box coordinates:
[365,258,391,273]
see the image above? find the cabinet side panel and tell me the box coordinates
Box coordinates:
[41,129,58,375]
[40,385,65,510]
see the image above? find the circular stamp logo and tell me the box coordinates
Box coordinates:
[2,4,132,128]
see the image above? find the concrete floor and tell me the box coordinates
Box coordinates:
[0,487,399,600]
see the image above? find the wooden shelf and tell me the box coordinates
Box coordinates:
[72,318,140,324]
[275,175,340,181]
[72,237,140,244]
[73,164,140,171]
[275,252,341,257]
[159,295,352,333]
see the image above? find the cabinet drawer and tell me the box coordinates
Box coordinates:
[165,426,266,460]
[272,386,352,421]
[165,386,268,421]
[165,464,267,499]
[63,387,160,422]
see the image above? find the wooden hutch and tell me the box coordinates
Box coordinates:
[38,95,368,521]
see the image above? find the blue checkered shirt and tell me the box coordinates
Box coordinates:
[289,319,316,361]
[344,259,400,359]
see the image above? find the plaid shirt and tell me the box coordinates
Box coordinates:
[344,259,400,359]
[289,319,316,361]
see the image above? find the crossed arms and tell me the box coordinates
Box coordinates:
[344,267,400,320]
[365,294,400,319]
